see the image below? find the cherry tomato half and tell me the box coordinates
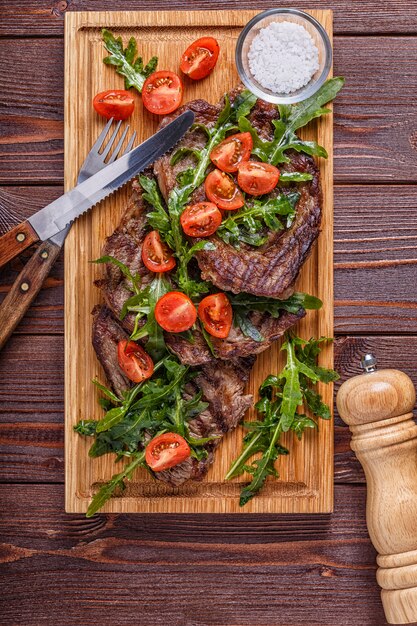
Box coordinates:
[155,291,197,333]
[142,71,183,115]
[204,169,244,211]
[93,90,135,120]
[117,340,154,383]
[210,132,253,173]
[237,161,280,196]
[180,37,220,80]
[180,202,222,238]
[142,231,176,273]
[198,293,232,339]
[145,432,191,472]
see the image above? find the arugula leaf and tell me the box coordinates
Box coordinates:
[102,29,158,92]
[93,255,141,294]
[238,77,344,165]
[229,292,322,341]
[226,334,339,505]
[217,193,300,249]
[279,172,313,183]
[86,451,145,517]
[139,175,171,244]
[129,274,170,360]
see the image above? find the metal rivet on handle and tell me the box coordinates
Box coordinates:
[40,249,49,259]
[20,282,30,292]
[16,232,26,243]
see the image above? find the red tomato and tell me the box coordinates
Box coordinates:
[93,90,135,120]
[210,133,253,173]
[142,71,183,115]
[237,161,280,196]
[204,169,244,211]
[180,37,220,80]
[117,340,154,383]
[180,202,222,237]
[142,231,176,273]
[198,293,232,339]
[155,291,197,333]
[145,432,191,472]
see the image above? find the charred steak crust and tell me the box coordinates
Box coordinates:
[166,308,305,366]
[153,89,322,299]
[92,305,131,398]
[91,305,254,487]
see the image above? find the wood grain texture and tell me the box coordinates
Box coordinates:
[4,36,417,185]
[0,239,61,349]
[0,220,39,269]
[2,0,417,36]
[0,484,389,626]
[63,9,334,514]
[2,185,417,336]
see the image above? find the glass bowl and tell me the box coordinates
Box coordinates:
[235,8,332,104]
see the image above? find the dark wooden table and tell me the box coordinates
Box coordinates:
[1,2,417,624]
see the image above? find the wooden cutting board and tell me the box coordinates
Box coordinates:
[64,9,334,514]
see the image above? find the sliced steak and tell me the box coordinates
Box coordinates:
[96,176,303,360]
[91,305,254,486]
[153,89,322,299]
[95,178,154,330]
[92,305,131,397]
[166,308,305,365]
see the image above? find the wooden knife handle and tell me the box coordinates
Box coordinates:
[0,221,39,270]
[0,240,61,350]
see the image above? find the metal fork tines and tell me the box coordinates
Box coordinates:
[50,119,136,245]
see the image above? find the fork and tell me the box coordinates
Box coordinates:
[0,120,136,350]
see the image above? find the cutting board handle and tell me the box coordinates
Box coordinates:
[337,366,417,624]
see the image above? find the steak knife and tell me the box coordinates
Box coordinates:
[0,110,194,269]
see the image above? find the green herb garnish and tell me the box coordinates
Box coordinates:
[102,29,158,93]
[75,358,213,516]
[226,334,339,505]
[238,77,345,165]
[217,192,300,248]
[229,292,322,342]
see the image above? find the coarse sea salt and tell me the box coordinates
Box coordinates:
[248,21,319,95]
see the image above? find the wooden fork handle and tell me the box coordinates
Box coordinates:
[0,240,61,350]
[0,221,39,269]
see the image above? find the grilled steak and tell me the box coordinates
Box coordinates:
[154,89,322,299]
[166,307,305,365]
[92,305,131,397]
[96,174,304,360]
[91,304,254,486]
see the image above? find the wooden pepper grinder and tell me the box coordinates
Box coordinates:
[337,354,417,624]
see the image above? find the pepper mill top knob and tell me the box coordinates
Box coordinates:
[337,356,416,427]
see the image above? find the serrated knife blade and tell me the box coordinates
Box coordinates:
[28,110,194,241]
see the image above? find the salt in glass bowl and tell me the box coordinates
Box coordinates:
[235,8,332,104]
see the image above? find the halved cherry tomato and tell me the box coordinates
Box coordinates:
[180,37,220,80]
[93,90,135,120]
[142,231,176,273]
[145,432,191,472]
[210,133,253,173]
[117,340,154,383]
[155,291,197,333]
[198,292,232,339]
[142,71,183,115]
[237,161,280,196]
[204,169,244,211]
[180,202,222,237]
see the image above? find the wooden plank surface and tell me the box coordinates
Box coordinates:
[0,484,387,626]
[64,9,334,514]
[2,0,417,36]
[1,2,417,624]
